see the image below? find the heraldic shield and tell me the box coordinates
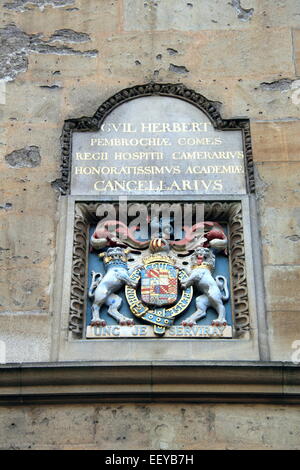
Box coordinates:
[125,251,194,336]
[141,262,178,307]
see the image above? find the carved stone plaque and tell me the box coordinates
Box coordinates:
[71,96,247,196]
[64,86,253,342]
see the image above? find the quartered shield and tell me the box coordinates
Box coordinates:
[125,256,193,336]
[141,262,178,306]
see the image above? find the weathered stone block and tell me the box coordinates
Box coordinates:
[3,0,119,35]
[252,121,300,162]
[268,310,300,361]
[97,32,155,82]
[1,124,60,177]
[260,207,300,265]
[0,402,96,448]
[62,78,119,119]
[0,403,300,449]
[0,265,51,311]
[77,28,294,85]
[0,312,51,363]
[214,404,300,449]
[27,52,98,83]
[181,76,300,120]
[256,1,300,28]
[264,266,300,312]
[152,28,294,79]
[236,83,299,120]
[0,176,57,214]
[0,211,55,269]
[255,162,300,209]
[4,80,63,124]
[124,0,300,33]
[124,0,255,32]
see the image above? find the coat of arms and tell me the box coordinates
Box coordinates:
[86,216,231,338]
[141,261,177,307]
[124,238,194,336]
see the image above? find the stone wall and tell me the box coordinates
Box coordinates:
[0,0,300,450]
[1,403,300,450]
[1,0,299,363]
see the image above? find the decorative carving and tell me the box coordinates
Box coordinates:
[68,202,250,338]
[125,238,194,336]
[88,246,137,327]
[204,202,249,334]
[59,83,255,195]
[180,246,229,327]
[69,204,89,335]
[228,202,250,333]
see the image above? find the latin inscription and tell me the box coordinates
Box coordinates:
[71,97,247,195]
[86,324,233,339]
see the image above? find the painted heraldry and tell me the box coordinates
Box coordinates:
[87,216,231,338]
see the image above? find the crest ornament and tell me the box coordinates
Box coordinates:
[141,238,178,307]
[125,238,193,336]
[140,262,178,307]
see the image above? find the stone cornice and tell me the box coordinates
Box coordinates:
[0,361,299,405]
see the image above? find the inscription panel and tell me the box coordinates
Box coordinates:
[71,96,247,196]
[86,324,233,338]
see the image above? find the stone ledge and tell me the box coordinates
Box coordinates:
[0,361,299,405]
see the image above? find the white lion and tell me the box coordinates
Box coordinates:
[180,246,229,327]
[88,247,137,327]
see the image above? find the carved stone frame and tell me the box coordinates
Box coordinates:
[69,201,249,339]
[51,84,267,361]
[55,82,255,195]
